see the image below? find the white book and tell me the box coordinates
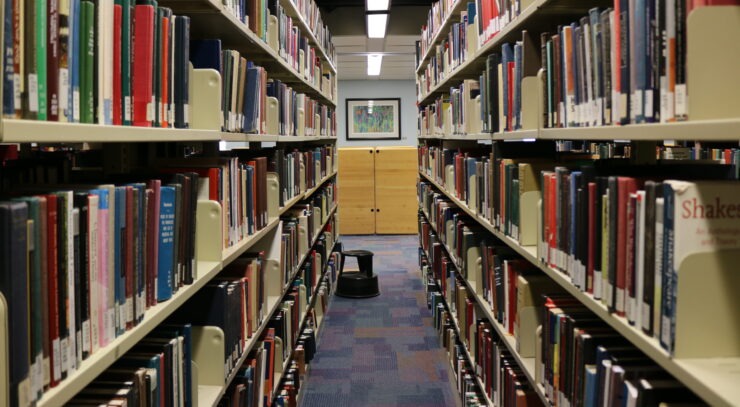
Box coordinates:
[88,194,100,354]
[97,0,113,124]
[653,197,664,338]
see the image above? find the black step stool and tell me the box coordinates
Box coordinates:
[335,249,380,298]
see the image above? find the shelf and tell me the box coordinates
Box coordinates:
[418,171,740,407]
[421,249,494,407]
[159,0,336,107]
[0,119,222,143]
[36,257,220,407]
[419,134,493,141]
[537,119,740,141]
[221,217,282,267]
[219,134,338,143]
[417,0,547,106]
[303,171,337,200]
[278,0,337,74]
[415,0,470,74]
[199,220,339,407]
[271,238,339,396]
[420,209,548,407]
[278,170,337,216]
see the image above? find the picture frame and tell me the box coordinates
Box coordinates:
[345,98,401,140]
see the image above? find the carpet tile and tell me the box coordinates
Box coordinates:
[298,235,458,407]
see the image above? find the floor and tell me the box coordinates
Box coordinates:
[299,235,459,407]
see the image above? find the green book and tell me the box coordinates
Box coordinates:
[36,0,48,120]
[119,0,132,125]
[80,1,94,123]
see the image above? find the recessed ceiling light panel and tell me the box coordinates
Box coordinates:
[366,0,390,10]
[367,54,383,76]
[366,13,388,38]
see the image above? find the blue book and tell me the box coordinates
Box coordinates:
[157,186,176,301]
[3,0,14,115]
[466,157,477,205]
[114,186,126,336]
[583,365,599,407]
[589,8,602,124]
[190,39,222,70]
[0,202,29,407]
[501,43,513,130]
[243,67,261,133]
[71,0,81,122]
[513,42,523,130]
[660,183,675,353]
[467,2,476,26]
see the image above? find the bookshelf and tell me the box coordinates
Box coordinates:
[415,0,740,404]
[0,0,340,403]
[418,170,740,407]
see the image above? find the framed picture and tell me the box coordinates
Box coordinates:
[345,98,401,140]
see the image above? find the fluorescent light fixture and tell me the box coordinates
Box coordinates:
[366,0,390,10]
[366,13,388,38]
[367,54,383,76]
[522,138,537,142]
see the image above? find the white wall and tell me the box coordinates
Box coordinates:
[337,80,418,147]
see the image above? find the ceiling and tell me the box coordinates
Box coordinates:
[320,3,430,80]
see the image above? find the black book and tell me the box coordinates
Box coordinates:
[485,54,501,133]
[174,15,190,128]
[0,201,29,407]
[74,192,91,359]
[641,181,661,335]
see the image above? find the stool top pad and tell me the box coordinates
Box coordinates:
[342,250,374,257]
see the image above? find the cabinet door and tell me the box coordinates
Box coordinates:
[337,147,376,235]
[374,146,418,234]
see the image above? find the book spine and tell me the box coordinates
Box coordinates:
[3,0,15,116]
[58,0,70,122]
[133,5,153,126]
[157,186,175,301]
[79,1,93,123]
[112,4,121,125]
[659,184,675,353]
[45,0,58,122]
[37,0,47,120]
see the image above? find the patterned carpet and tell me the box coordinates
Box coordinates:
[299,235,459,407]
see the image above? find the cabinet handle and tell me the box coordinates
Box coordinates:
[369,150,373,154]
[370,208,374,212]
[376,208,381,212]
[376,149,379,153]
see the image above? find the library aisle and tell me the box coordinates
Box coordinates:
[300,235,459,407]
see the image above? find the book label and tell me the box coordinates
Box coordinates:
[13,74,20,108]
[29,74,39,112]
[107,308,115,342]
[148,98,154,122]
[125,96,131,122]
[35,354,43,394]
[184,103,189,124]
[137,293,145,320]
[61,337,69,373]
[675,84,687,117]
[73,90,80,122]
[594,270,602,299]
[642,304,651,330]
[60,68,69,112]
[126,297,134,324]
[52,338,62,381]
[645,90,653,119]
[82,320,90,353]
[43,357,50,386]
[616,287,625,312]
[17,378,30,407]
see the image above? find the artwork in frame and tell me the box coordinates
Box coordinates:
[345,98,401,140]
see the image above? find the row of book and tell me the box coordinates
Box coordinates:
[424,263,489,406]
[2,0,193,127]
[416,0,523,70]
[68,323,195,407]
[220,0,336,68]
[280,201,337,291]
[417,146,740,356]
[418,211,704,407]
[190,40,336,136]
[288,0,337,64]
[422,243,545,407]
[272,145,337,207]
[0,173,202,406]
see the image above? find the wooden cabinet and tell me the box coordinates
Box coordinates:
[338,146,417,234]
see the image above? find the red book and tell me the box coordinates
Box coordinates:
[145,180,161,307]
[548,174,557,267]
[587,182,596,294]
[47,0,60,120]
[113,5,122,125]
[160,15,170,128]
[133,5,155,127]
[626,193,638,322]
[124,186,134,329]
[615,177,636,316]
[46,194,61,386]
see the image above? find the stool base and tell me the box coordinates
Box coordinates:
[335,272,380,298]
